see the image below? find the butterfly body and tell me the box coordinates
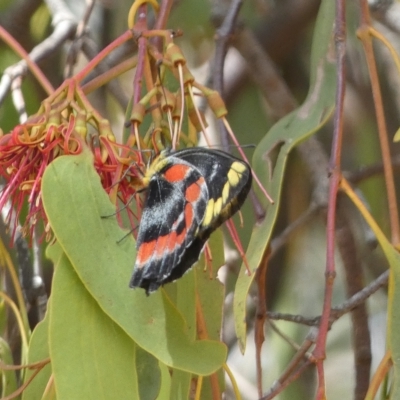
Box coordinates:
[130,147,252,294]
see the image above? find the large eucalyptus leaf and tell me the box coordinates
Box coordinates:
[22,307,52,400]
[234,0,337,351]
[48,247,139,400]
[42,151,226,375]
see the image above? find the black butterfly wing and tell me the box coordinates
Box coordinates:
[130,158,209,294]
[175,148,252,237]
[161,148,252,287]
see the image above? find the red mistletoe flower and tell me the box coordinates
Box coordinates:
[0,112,143,241]
[0,115,83,238]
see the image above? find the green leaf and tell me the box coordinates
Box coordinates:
[167,231,226,399]
[42,151,226,375]
[169,369,191,400]
[195,230,226,397]
[175,270,196,341]
[22,311,52,400]
[389,262,400,397]
[48,248,139,400]
[234,0,337,351]
[157,361,172,400]
[195,230,225,342]
[341,182,400,397]
[0,337,18,397]
[136,346,161,400]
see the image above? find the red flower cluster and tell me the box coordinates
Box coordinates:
[0,113,143,240]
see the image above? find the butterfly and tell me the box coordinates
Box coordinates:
[129,147,252,294]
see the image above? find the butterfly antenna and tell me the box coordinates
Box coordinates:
[101,191,141,218]
[106,160,145,193]
[117,225,139,244]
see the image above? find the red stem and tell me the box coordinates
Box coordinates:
[313,0,346,398]
[74,30,134,83]
[358,1,400,246]
[154,0,174,30]
[0,26,54,95]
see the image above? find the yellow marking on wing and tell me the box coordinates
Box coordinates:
[232,161,247,173]
[203,199,215,226]
[228,161,247,187]
[213,197,223,217]
[222,182,230,203]
[228,168,240,186]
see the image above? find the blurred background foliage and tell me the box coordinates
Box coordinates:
[1,0,400,399]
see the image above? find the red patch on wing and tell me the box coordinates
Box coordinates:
[155,234,170,258]
[164,164,190,182]
[185,177,205,202]
[135,168,204,270]
[136,240,157,266]
[167,228,187,251]
[184,203,194,227]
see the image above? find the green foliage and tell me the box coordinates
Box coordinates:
[234,0,337,351]
[0,336,18,397]
[50,249,139,399]
[3,0,400,398]
[19,151,228,398]
[22,313,51,400]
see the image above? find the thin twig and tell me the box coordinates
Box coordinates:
[0,358,50,400]
[346,155,400,184]
[10,76,27,122]
[80,38,130,109]
[269,327,317,392]
[213,0,243,96]
[358,0,400,246]
[270,204,319,257]
[0,0,78,104]
[336,200,371,400]
[268,320,312,354]
[260,360,313,400]
[212,0,243,149]
[267,269,388,326]
[65,0,96,78]
[313,2,346,398]
[0,27,55,100]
